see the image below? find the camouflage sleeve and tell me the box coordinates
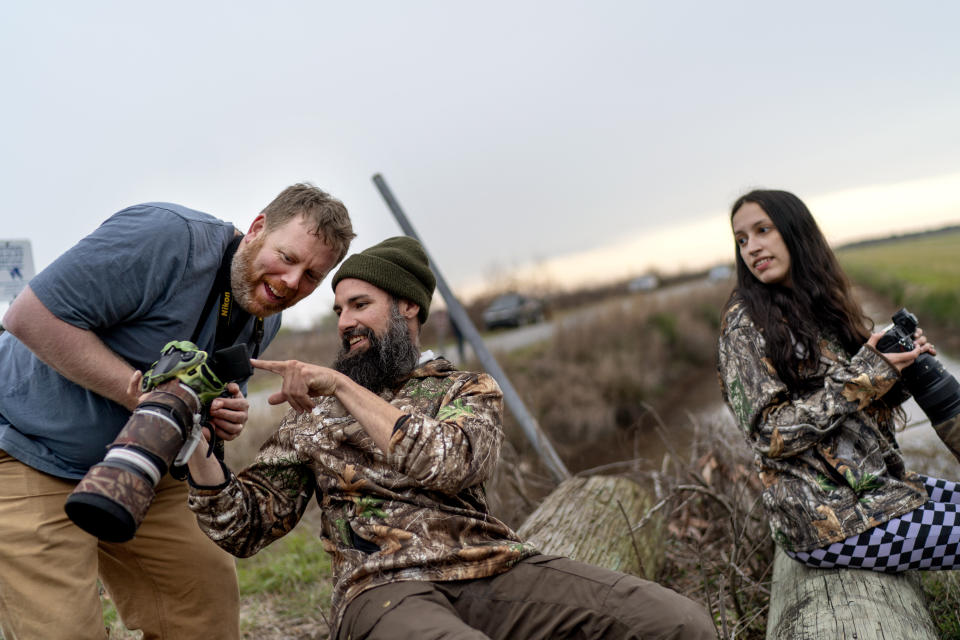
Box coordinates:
[718,316,900,459]
[387,372,504,495]
[188,422,317,558]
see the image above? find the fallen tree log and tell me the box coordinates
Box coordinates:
[766,547,937,640]
[516,474,663,578]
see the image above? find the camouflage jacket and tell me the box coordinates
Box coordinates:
[717,300,926,552]
[188,357,536,631]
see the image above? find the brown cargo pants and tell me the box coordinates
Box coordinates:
[337,554,716,640]
[0,451,239,640]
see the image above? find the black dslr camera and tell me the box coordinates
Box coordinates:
[64,340,252,542]
[876,308,960,426]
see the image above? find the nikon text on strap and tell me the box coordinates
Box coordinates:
[191,233,265,358]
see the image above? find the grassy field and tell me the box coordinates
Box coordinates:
[838,228,960,336]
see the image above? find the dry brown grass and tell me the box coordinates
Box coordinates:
[647,412,773,639]
[492,283,729,478]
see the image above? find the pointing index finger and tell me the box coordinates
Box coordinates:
[250,358,288,375]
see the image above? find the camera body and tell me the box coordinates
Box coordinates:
[64,340,251,542]
[876,308,960,426]
[876,308,923,354]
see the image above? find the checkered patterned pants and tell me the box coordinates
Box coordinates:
[787,474,960,572]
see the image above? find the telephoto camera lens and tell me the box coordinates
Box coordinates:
[877,308,960,426]
[64,342,251,542]
[905,354,960,426]
[64,379,203,542]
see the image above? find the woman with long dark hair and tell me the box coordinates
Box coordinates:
[717,189,960,571]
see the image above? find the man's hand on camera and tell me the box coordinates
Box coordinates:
[128,369,247,442]
[208,383,248,441]
[124,369,146,410]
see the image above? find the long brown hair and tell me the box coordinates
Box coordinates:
[727,190,871,390]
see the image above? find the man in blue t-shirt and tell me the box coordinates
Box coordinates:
[0,183,354,640]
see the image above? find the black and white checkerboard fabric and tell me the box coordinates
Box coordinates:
[788,474,960,572]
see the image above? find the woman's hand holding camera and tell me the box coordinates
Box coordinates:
[868,328,936,372]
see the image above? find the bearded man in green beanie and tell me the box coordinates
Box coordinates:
[185,237,715,640]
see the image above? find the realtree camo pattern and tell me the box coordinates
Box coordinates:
[71,463,156,524]
[112,410,187,461]
[70,381,203,529]
[188,357,536,632]
[717,300,926,552]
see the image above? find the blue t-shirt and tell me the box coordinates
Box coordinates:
[0,203,281,479]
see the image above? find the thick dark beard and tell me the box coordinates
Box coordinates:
[333,306,420,393]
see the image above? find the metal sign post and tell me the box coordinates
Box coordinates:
[372,174,570,482]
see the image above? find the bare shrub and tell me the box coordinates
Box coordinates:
[648,412,774,640]
[494,284,730,473]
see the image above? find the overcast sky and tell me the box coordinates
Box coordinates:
[3,2,959,328]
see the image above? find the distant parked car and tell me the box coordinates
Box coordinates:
[482,293,546,330]
[627,274,660,292]
[708,265,734,282]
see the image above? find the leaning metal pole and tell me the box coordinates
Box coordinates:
[372,173,570,482]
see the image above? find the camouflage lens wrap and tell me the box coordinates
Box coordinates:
[151,378,203,414]
[64,374,209,542]
[66,463,156,542]
[111,383,203,465]
[112,408,189,467]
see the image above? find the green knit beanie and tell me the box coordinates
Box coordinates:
[332,236,436,323]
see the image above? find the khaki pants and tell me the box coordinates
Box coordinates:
[0,451,239,640]
[338,555,716,640]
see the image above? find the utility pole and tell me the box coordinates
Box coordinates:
[372,174,570,482]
